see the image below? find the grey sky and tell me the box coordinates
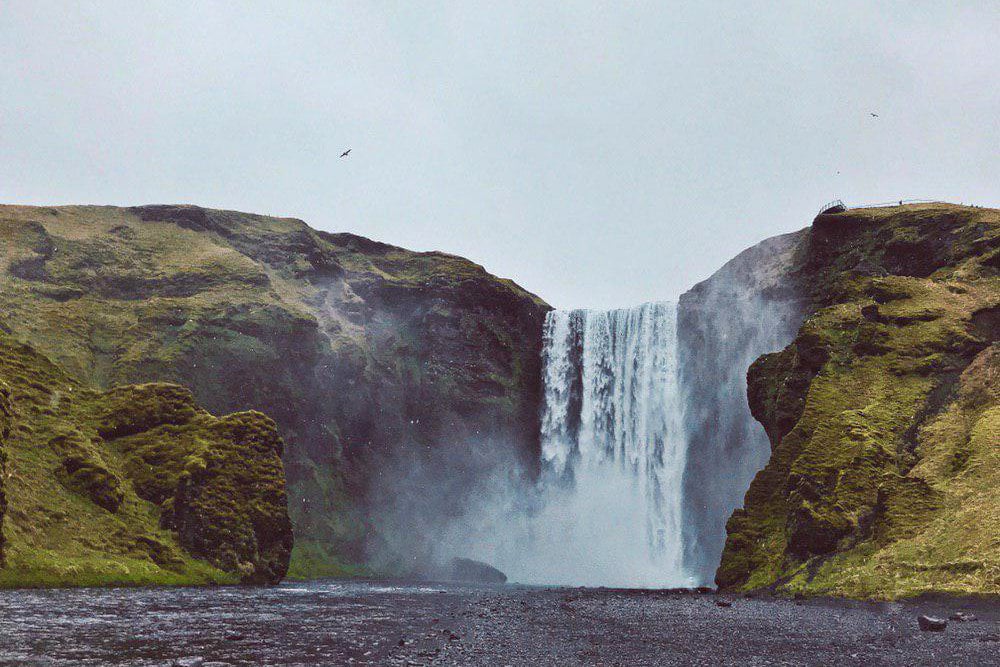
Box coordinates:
[2,3,997,309]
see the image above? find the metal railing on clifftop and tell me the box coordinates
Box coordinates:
[817,198,950,216]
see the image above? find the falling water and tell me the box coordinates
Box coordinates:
[437,297,788,587]
[435,242,802,587]
[530,302,690,586]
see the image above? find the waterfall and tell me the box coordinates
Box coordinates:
[529,302,691,586]
[436,281,799,588]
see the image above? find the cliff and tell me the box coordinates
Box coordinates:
[0,204,550,575]
[0,332,291,586]
[678,229,807,583]
[717,203,1000,597]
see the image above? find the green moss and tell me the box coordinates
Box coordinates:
[0,546,235,588]
[286,540,371,580]
[0,331,292,588]
[54,450,125,514]
[97,384,200,439]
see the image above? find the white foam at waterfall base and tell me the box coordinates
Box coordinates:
[446,303,693,587]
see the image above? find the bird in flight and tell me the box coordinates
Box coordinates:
[340,149,352,158]
[870,112,879,118]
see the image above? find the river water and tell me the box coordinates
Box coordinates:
[0,580,465,666]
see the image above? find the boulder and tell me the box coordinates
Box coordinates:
[917,615,947,632]
[448,557,507,584]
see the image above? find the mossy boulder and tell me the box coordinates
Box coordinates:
[50,430,125,514]
[0,332,292,587]
[117,407,293,584]
[718,203,1000,598]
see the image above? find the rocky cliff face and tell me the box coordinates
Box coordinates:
[717,203,1000,597]
[677,230,807,584]
[0,204,550,574]
[0,381,9,567]
[0,332,291,586]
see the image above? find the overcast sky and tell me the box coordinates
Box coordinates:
[2,3,997,309]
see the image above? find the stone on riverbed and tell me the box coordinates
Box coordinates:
[449,557,507,584]
[172,658,204,667]
[917,615,947,632]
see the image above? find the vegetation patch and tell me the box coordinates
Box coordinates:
[0,329,291,588]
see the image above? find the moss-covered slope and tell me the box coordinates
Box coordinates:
[0,204,549,574]
[718,203,1000,598]
[0,332,292,587]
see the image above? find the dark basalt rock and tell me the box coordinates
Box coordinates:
[917,615,947,632]
[786,499,851,559]
[449,557,507,584]
[746,328,829,446]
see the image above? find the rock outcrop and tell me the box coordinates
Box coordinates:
[0,381,10,566]
[677,229,807,583]
[448,557,507,584]
[0,204,550,575]
[0,332,291,586]
[717,203,1000,598]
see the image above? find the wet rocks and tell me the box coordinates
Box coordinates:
[917,615,947,632]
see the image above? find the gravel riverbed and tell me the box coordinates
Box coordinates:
[0,581,996,666]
